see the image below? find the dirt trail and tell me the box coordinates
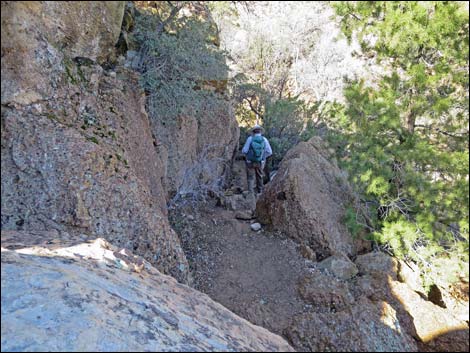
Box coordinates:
[171,158,313,339]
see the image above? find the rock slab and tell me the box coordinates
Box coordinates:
[1,231,294,352]
[256,136,370,258]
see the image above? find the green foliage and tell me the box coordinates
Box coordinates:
[135,2,229,123]
[332,1,469,285]
[263,97,308,167]
[233,79,318,167]
[220,2,329,165]
[342,205,364,238]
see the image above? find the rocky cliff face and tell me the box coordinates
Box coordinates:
[1,230,293,352]
[1,63,189,282]
[286,251,469,352]
[152,103,239,203]
[1,0,188,283]
[1,1,238,283]
[1,1,125,106]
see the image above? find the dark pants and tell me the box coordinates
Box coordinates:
[246,161,264,193]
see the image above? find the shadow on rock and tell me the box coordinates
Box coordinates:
[285,251,469,352]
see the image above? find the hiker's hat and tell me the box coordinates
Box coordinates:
[251,124,264,133]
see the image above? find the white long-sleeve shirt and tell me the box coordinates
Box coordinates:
[242,133,272,161]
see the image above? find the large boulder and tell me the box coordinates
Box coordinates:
[352,252,469,352]
[1,1,191,282]
[1,231,294,352]
[286,251,469,352]
[286,297,418,352]
[1,63,189,283]
[0,1,241,284]
[256,136,370,258]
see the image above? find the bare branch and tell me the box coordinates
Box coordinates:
[244,97,264,120]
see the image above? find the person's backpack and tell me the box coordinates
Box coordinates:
[246,135,265,163]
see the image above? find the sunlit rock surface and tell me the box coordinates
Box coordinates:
[256,136,370,259]
[1,230,294,352]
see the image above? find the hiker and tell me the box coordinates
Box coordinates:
[242,125,272,194]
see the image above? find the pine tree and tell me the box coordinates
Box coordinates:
[332,1,469,286]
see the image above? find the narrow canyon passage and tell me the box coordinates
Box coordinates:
[171,158,313,338]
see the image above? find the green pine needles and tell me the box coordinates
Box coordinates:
[332,1,469,287]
